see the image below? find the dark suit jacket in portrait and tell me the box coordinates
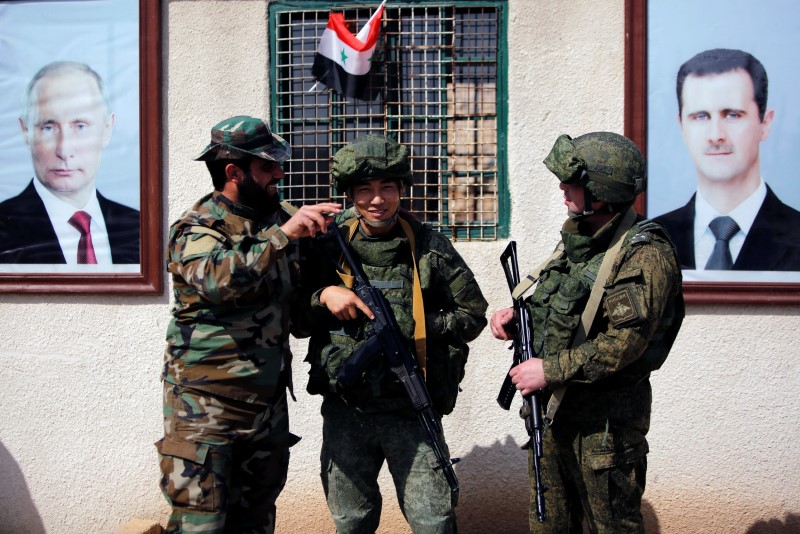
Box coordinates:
[0,179,140,264]
[654,185,800,271]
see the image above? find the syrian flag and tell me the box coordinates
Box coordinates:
[312,0,386,101]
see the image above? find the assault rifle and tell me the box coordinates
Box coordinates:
[496,241,547,523]
[327,222,460,504]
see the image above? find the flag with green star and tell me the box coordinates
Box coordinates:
[311,1,385,101]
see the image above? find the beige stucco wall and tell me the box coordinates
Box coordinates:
[0,1,798,532]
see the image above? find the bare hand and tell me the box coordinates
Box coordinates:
[509,358,547,396]
[490,307,515,340]
[281,202,342,240]
[319,286,375,321]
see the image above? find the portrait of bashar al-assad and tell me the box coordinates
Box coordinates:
[0,61,140,265]
[653,48,800,273]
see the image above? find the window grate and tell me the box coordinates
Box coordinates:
[270,1,506,240]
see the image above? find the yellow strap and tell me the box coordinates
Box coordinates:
[398,217,428,375]
[336,217,427,374]
[335,219,360,289]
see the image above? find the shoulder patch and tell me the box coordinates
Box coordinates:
[604,284,643,328]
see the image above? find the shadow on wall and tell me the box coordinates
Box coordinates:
[746,513,800,533]
[0,441,45,534]
[455,436,530,534]
[642,500,660,533]
[453,436,664,534]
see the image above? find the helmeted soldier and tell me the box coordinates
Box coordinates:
[156,115,341,534]
[490,132,684,533]
[299,134,488,534]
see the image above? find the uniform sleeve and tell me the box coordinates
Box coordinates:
[422,234,488,344]
[542,241,680,387]
[168,222,288,304]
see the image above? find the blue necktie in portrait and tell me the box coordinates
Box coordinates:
[705,216,740,270]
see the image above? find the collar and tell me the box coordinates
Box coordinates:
[560,210,623,263]
[215,190,264,220]
[694,178,766,237]
[33,178,103,223]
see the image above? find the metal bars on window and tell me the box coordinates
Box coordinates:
[270,1,505,240]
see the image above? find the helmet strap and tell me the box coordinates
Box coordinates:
[355,207,399,230]
[582,186,595,217]
[569,184,595,221]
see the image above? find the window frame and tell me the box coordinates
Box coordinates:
[268,0,509,240]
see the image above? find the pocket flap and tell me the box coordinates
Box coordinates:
[155,436,210,465]
[587,441,648,471]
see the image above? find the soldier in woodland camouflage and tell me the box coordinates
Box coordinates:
[490,132,684,533]
[299,135,488,534]
[156,115,341,534]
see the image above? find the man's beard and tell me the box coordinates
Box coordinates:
[238,171,281,215]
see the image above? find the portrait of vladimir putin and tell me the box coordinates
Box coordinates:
[0,61,139,265]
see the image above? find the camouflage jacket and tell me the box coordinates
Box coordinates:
[528,213,684,426]
[162,192,300,404]
[300,210,488,415]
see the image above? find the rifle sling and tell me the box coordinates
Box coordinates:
[545,206,638,423]
[336,217,428,375]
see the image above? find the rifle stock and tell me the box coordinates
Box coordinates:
[328,222,460,504]
[496,241,547,523]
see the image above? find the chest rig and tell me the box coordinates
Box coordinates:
[317,217,428,398]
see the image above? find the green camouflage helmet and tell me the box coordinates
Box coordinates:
[195,115,292,162]
[543,132,646,204]
[331,135,413,191]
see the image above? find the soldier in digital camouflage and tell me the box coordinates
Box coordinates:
[490,132,685,533]
[298,134,488,533]
[155,115,342,534]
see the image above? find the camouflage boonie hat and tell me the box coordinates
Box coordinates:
[195,115,292,162]
[543,132,646,204]
[331,134,413,191]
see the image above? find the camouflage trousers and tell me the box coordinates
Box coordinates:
[320,395,457,534]
[156,382,298,534]
[529,420,647,534]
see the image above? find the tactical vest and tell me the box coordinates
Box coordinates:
[524,218,682,425]
[306,215,477,415]
[532,219,683,376]
[311,227,417,399]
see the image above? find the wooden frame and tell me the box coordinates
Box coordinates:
[0,0,162,294]
[625,0,800,304]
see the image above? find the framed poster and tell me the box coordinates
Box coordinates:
[0,0,161,293]
[626,0,800,303]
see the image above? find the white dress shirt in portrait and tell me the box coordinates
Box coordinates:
[33,178,113,264]
[693,178,767,269]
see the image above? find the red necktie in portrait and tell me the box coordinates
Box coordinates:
[68,210,98,264]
